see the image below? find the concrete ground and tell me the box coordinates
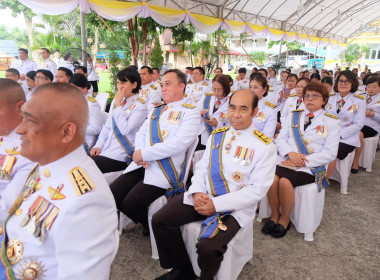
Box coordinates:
[110,151,380,280]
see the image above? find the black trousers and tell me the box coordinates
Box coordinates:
[361,125,378,138]
[152,193,241,280]
[110,168,166,228]
[92,155,128,173]
[337,142,356,160]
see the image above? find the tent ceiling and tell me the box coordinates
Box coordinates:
[141,0,380,42]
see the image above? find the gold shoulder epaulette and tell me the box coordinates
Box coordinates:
[202,82,208,86]
[188,81,193,84]
[69,167,96,196]
[354,94,365,100]
[87,96,96,103]
[205,92,214,96]
[253,130,272,144]
[212,126,230,134]
[182,103,196,109]
[230,90,235,93]
[329,92,336,96]
[269,89,274,92]
[324,112,338,119]
[150,84,157,90]
[154,103,164,108]
[289,93,297,97]
[264,101,276,109]
[18,81,23,85]
[137,97,146,104]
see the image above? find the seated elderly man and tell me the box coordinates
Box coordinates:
[0,79,35,222]
[110,69,200,236]
[5,68,28,95]
[152,89,277,280]
[0,83,118,279]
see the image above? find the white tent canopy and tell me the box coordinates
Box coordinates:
[17,0,380,48]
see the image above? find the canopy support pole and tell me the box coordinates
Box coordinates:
[80,12,87,67]
[277,39,283,65]
[313,44,318,67]
[215,5,223,69]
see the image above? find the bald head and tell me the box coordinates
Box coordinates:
[0,78,26,105]
[228,89,258,130]
[16,83,89,164]
[229,89,258,111]
[33,83,89,140]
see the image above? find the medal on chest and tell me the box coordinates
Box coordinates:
[316,125,328,137]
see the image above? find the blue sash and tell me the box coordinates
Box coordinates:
[83,135,99,154]
[203,94,214,135]
[112,116,134,163]
[291,111,328,191]
[199,129,231,239]
[0,221,16,280]
[150,105,186,200]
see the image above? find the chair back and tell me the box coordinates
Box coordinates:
[183,137,199,185]
[95,92,109,112]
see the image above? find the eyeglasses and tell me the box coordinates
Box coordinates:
[304,93,322,100]
[35,76,49,80]
[338,79,351,85]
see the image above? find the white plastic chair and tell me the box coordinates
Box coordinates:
[257,182,325,242]
[181,220,254,280]
[148,138,199,259]
[95,92,109,112]
[100,111,108,126]
[359,135,379,172]
[330,151,355,194]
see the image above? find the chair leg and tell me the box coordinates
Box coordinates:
[366,168,372,172]
[304,233,314,242]
[256,217,263,222]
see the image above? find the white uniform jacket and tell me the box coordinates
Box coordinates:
[139,82,162,112]
[4,146,118,279]
[39,59,57,77]
[87,62,99,82]
[233,77,250,91]
[280,94,306,124]
[94,95,148,162]
[197,94,230,145]
[185,80,211,105]
[253,98,278,138]
[85,93,103,149]
[364,93,380,133]
[0,129,35,221]
[125,99,201,189]
[275,109,341,175]
[184,122,277,228]
[11,59,37,78]
[275,88,296,111]
[325,93,366,147]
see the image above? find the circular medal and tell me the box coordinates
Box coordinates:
[233,157,239,163]
[218,223,227,231]
[36,183,42,191]
[15,208,22,216]
[20,214,30,227]
[18,260,45,280]
[240,160,246,166]
[26,216,36,234]
[309,147,314,153]
[34,223,41,238]
[23,189,31,201]
[39,222,46,242]
[6,239,23,264]
[304,139,310,145]
[43,169,50,178]
[161,129,169,139]
[232,171,242,182]
[225,143,231,151]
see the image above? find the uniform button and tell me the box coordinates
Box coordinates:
[43,168,51,178]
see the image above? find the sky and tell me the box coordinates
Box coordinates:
[0,8,28,30]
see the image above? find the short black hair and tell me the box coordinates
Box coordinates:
[18,48,28,55]
[238,67,247,74]
[41,48,51,54]
[117,67,142,94]
[58,67,73,78]
[321,77,333,86]
[229,90,259,111]
[249,71,263,80]
[310,73,321,81]
[129,65,138,70]
[215,67,223,73]
[26,71,36,80]
[163,69,187,92]
[141,66,153,74]
[250,74,269,97]
[193,67,205,76]
[333,70,359,93]
[152,67,160,74]
[69,73,88,89]
[365,76,380,87]
[64,53,72,61]
[36,69,54,81]
[185,67,194,72]
[76,66,87,74]
[258,68,268,76]
[6,68,20,78]
[54,49,60,53]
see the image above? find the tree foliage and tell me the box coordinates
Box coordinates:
[251,51,267,65]
[267,39,303,50]
[148,37,164,69]
[0,25,28,46]
[341,44,370,67]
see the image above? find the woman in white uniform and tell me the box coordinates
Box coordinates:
[262,82,340,238]
[351,76,380,172]
[281,77,309,124]
[250,74,278,138]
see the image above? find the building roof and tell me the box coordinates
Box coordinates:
[0,40,18,57]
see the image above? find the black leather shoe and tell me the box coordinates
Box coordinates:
[271,222,291,238]
[261,220,276,234]
[155,268,197,280]
[142,226,150,236]
[351,168,359,174]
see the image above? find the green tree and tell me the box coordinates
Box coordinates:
[148,37,164,69]
[0,25,28,47]
[251,51,267,65]
[341,44,370,67]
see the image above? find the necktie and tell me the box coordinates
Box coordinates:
[296,98,302,109]
[337,99,345,114]
[367,96,372,105]
[213,100,221,113]
[121,98,127,107]
[304,113,314,130]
